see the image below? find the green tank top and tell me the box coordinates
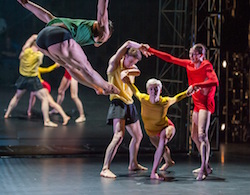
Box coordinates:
[47,17,96,46]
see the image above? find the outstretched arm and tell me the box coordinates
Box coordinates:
[17,0,55,23]
[141,44,189,68]
[38,63,59,74]
[165,90,188,107]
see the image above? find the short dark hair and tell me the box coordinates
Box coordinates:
[193,43,206,55]
[126,47,142,61]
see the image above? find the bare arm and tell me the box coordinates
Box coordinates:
[107,40,143,74]
[17,0,55,23]
[19,34,37,59]
[96,0,109,43]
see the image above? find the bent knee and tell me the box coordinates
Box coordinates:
[198,133,207,142]
[163,126,175,140]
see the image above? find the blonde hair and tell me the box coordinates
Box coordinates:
[146,78,162,89]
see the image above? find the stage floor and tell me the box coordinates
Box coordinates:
[1,85,250,195]
[1,144,250,195]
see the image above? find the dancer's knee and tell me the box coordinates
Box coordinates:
[198,132,206,143]
[113,131,124,145]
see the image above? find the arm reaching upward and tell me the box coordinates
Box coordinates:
[96,0,110,45]
[107,40,142,74]
[19,34,37,59]
[17,0,55,23]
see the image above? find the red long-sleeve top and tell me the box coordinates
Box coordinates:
[148,47,219,113]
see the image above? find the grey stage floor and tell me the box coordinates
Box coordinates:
[1,85,250,195]
[1,144,250,195]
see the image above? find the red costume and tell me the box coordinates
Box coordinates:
[148,47,219,113]
[64,69,72,80]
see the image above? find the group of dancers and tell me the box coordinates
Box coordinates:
[4,0,219,181]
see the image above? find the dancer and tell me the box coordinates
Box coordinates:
[122,76,195,180]
[27,63,71,125]
[100,41,150,178]
[142,43,219,180]
[49,69,86,123]
[17,0,119,95]
[4,34,57,127]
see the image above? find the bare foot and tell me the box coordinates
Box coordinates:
[150,173,164,181]
[4,114,9,119]
[27,111,32,117]
[159,160,175,171]
[196,170,206,181]
[128,163,148,171]
[193,165,213,174]
[75,115,86,123]
[49,109,58,115]
[192,167,200,174]
[100,169,116,178]
[62,116,71,125]
[206,164,213,174]
[44,120,58,127]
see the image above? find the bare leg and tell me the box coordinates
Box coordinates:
[196,109,211,181]
[191,111,200,153]
[47,92,70,125]
[39,40,119,95]
[27,91,36,117]
[150,132,175,172]
[100,119,125,178]
[4,89,26,118]
[159,146,175,171]
[150,130,166,180]
[70,78,86,123]
[34,88,57,127]
[126,120,147,171]
[49,76,70,114]
[150,126,175,180]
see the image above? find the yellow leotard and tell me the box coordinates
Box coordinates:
[107,59,135,105]
[19,48,43,77]
[129,83,187,136]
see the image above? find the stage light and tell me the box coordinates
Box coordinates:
[222,60,227,68]
[221,123,225,131]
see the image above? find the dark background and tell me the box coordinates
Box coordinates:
[0,0,249,151]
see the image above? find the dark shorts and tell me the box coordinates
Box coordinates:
[36,26,72,50]
[15,75,43,92]
[106,99,139,125]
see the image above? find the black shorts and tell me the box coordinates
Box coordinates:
[106,99,139,125]
[36,26,72,50]
[15,75,43,91]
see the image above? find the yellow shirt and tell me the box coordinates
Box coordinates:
[19,48,44,77]
[107,59,135,104]
[130,83,187,136]
[38,63,58,82]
